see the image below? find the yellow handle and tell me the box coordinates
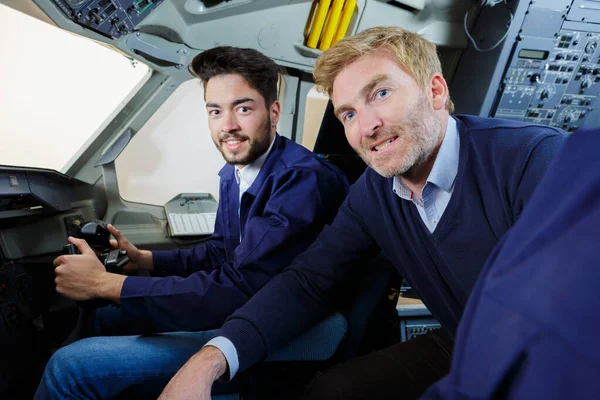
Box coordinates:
[333,0,356,45]
[306,0,332,49]
[319,0,346,51]
[303,0,319,41]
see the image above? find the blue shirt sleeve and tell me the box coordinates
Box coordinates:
[204,336,239,381]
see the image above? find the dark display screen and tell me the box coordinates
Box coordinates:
[519,49,549,60]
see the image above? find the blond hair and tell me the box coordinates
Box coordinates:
[313,26,454,113]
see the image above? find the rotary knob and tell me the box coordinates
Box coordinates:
[581,78,593,90]
[585,41,597,54]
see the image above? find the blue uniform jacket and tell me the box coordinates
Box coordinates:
[423,128,600,399]
[119,134,350,332]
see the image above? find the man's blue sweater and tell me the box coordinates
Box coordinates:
[424,127,600,399]
[217,115,567,373]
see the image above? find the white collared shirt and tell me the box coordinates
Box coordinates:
[392,117,460,232]
[234,136,276,208]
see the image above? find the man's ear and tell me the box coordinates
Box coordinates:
[430,73,449,111]
[270,100,281,128]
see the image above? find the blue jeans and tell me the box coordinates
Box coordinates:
[35,306,236,399]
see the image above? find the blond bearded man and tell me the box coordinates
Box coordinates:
[168,27,566,399]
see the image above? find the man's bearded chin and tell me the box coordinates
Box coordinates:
[368,137,436,178]
[360,111,441,178]
[218,115,272,165]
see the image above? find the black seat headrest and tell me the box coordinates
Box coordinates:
[313,101,355,155]
[314,100,367,184]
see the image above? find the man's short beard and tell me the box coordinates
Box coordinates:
[218,115,272,165]
[363,96,441,179]
[370,129,438,178]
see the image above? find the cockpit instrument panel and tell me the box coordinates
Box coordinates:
[451,0,600,132]
[0,166,83,220]
[51,0,164,39]
[493,31,600,132]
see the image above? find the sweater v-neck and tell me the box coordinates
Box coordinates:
[405,117,469,243]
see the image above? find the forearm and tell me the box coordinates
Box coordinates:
[136,249,154,271]
[158,346,227,399]
[189,346,228,382]
[97,273,127,303]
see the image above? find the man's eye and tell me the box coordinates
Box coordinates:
[238,107,250,113]
[209,109,220,116]
[375,89,389,99]
[343,111,355,122]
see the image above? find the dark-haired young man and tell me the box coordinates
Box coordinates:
[35,46,349,399]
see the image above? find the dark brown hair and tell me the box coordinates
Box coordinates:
[189,46,280,107]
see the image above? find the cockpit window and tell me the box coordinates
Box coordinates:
[0,4,151,172]
[115,79,224,205]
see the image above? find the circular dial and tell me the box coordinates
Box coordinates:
[536,85,555,101]
[585,41,597,54]
[558,107,580,125]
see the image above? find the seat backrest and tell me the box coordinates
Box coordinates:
[263,253,394,363]
[313,100,367,184]
[313,101,354,155]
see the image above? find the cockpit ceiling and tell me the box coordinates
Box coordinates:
[12,0,473,73]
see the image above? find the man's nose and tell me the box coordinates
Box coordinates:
[221,112,240,133]
[358,108,382,138]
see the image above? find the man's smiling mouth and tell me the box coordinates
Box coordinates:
[372,137,397,152]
